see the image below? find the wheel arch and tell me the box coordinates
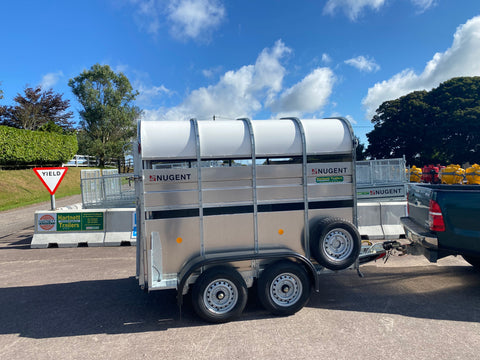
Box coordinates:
[177,249,320,309]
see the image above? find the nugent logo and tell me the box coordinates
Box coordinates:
[149,173,192,182]
[311,167,348,175]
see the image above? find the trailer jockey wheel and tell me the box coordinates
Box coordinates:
[192,266,248,323]
[257,260,311,316]
[310,217,361,271]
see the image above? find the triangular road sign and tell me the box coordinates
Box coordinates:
[33,167,68,195]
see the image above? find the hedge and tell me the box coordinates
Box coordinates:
[0,126,78,166]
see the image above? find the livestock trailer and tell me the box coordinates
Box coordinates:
[135,117,361,322]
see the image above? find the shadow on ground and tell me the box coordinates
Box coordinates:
[0,265,479,339]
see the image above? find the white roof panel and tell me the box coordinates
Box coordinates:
[139,118,353,160]
[140,120,196,160]
[302,119,353,154]
[198,121,251,158]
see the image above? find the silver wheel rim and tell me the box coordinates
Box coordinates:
[270,273,302,307]
[203,279,238,315]
[322,228,354,261]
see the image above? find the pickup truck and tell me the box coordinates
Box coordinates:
[400,183,480,269]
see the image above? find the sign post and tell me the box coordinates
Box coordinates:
[33,167,68,210]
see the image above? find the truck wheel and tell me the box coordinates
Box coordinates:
[462,255,480,270]
[310,217,361,270]
[257,260,311,316]
[192,266,248,323]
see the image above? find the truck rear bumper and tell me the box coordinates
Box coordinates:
[400,217,438,249]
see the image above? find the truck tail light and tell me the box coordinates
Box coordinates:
[428,199,445,232]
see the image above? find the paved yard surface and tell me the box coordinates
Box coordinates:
[0,199,479,359]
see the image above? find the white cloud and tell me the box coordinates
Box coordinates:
[363,16,480,118]
[146,40,291,120]
[270,68,336,117]
[128,0,161,35]
[167,0,226,41]
[143,41,337,121]
[345,56,380,72]
[411,0,436,14]
[202,65,223,79]
[136,83,172,106]
[127,0,225,42]
[40,71,64,89]
[322,53,332,64]
[323,0,436,20]
[323,0,386,21]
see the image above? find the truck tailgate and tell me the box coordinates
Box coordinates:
[436,190,480,254]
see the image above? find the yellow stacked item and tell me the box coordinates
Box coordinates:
[466,164,480,184]
[409,165,422,182]
[440,164,465,184]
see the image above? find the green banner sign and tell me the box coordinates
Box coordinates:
[57,212,104,231]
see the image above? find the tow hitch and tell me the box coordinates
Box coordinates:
[358,240,408,265]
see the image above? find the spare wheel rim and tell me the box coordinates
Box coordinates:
[322,228,354,261]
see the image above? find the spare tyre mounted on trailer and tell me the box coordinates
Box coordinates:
[310,217,361,271]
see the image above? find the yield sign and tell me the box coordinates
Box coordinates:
[33,167,68,195]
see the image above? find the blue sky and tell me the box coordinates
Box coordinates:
[1,0,480,145]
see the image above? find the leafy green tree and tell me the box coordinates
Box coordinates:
[38,120,65,134]
[366,90,430,164]
[366,77,480,165]
[0,82,5,120]
[0,86,74,131]
[426,77,480,164]
[68,64,141,167]
[354,136,366,160]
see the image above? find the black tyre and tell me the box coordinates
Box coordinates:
[462,255,480,270]
[310,217,361,270]
[192,266,248,323]
[257,260,311,316]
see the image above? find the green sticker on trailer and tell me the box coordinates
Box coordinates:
[316,176,344,183]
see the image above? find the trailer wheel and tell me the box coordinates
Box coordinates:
[310,217,361,270]
[462,255,480,270]
[257,260,311,316]
[192,266,248,323]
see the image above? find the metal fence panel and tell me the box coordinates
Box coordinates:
[81,170,135,209]
[356,158,406,186]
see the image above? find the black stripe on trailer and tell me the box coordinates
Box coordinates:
[149,199,353,219]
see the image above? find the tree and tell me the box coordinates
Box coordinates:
[355,136,366,160]
[0,86,74,131]
[68,64,141,167]
[366,77,480,165]
[426,77,480,164]
[0,82,5,120]
[366,90,431,164]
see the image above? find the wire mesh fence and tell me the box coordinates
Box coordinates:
[356,158,407,186]
[81,169,135,209]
